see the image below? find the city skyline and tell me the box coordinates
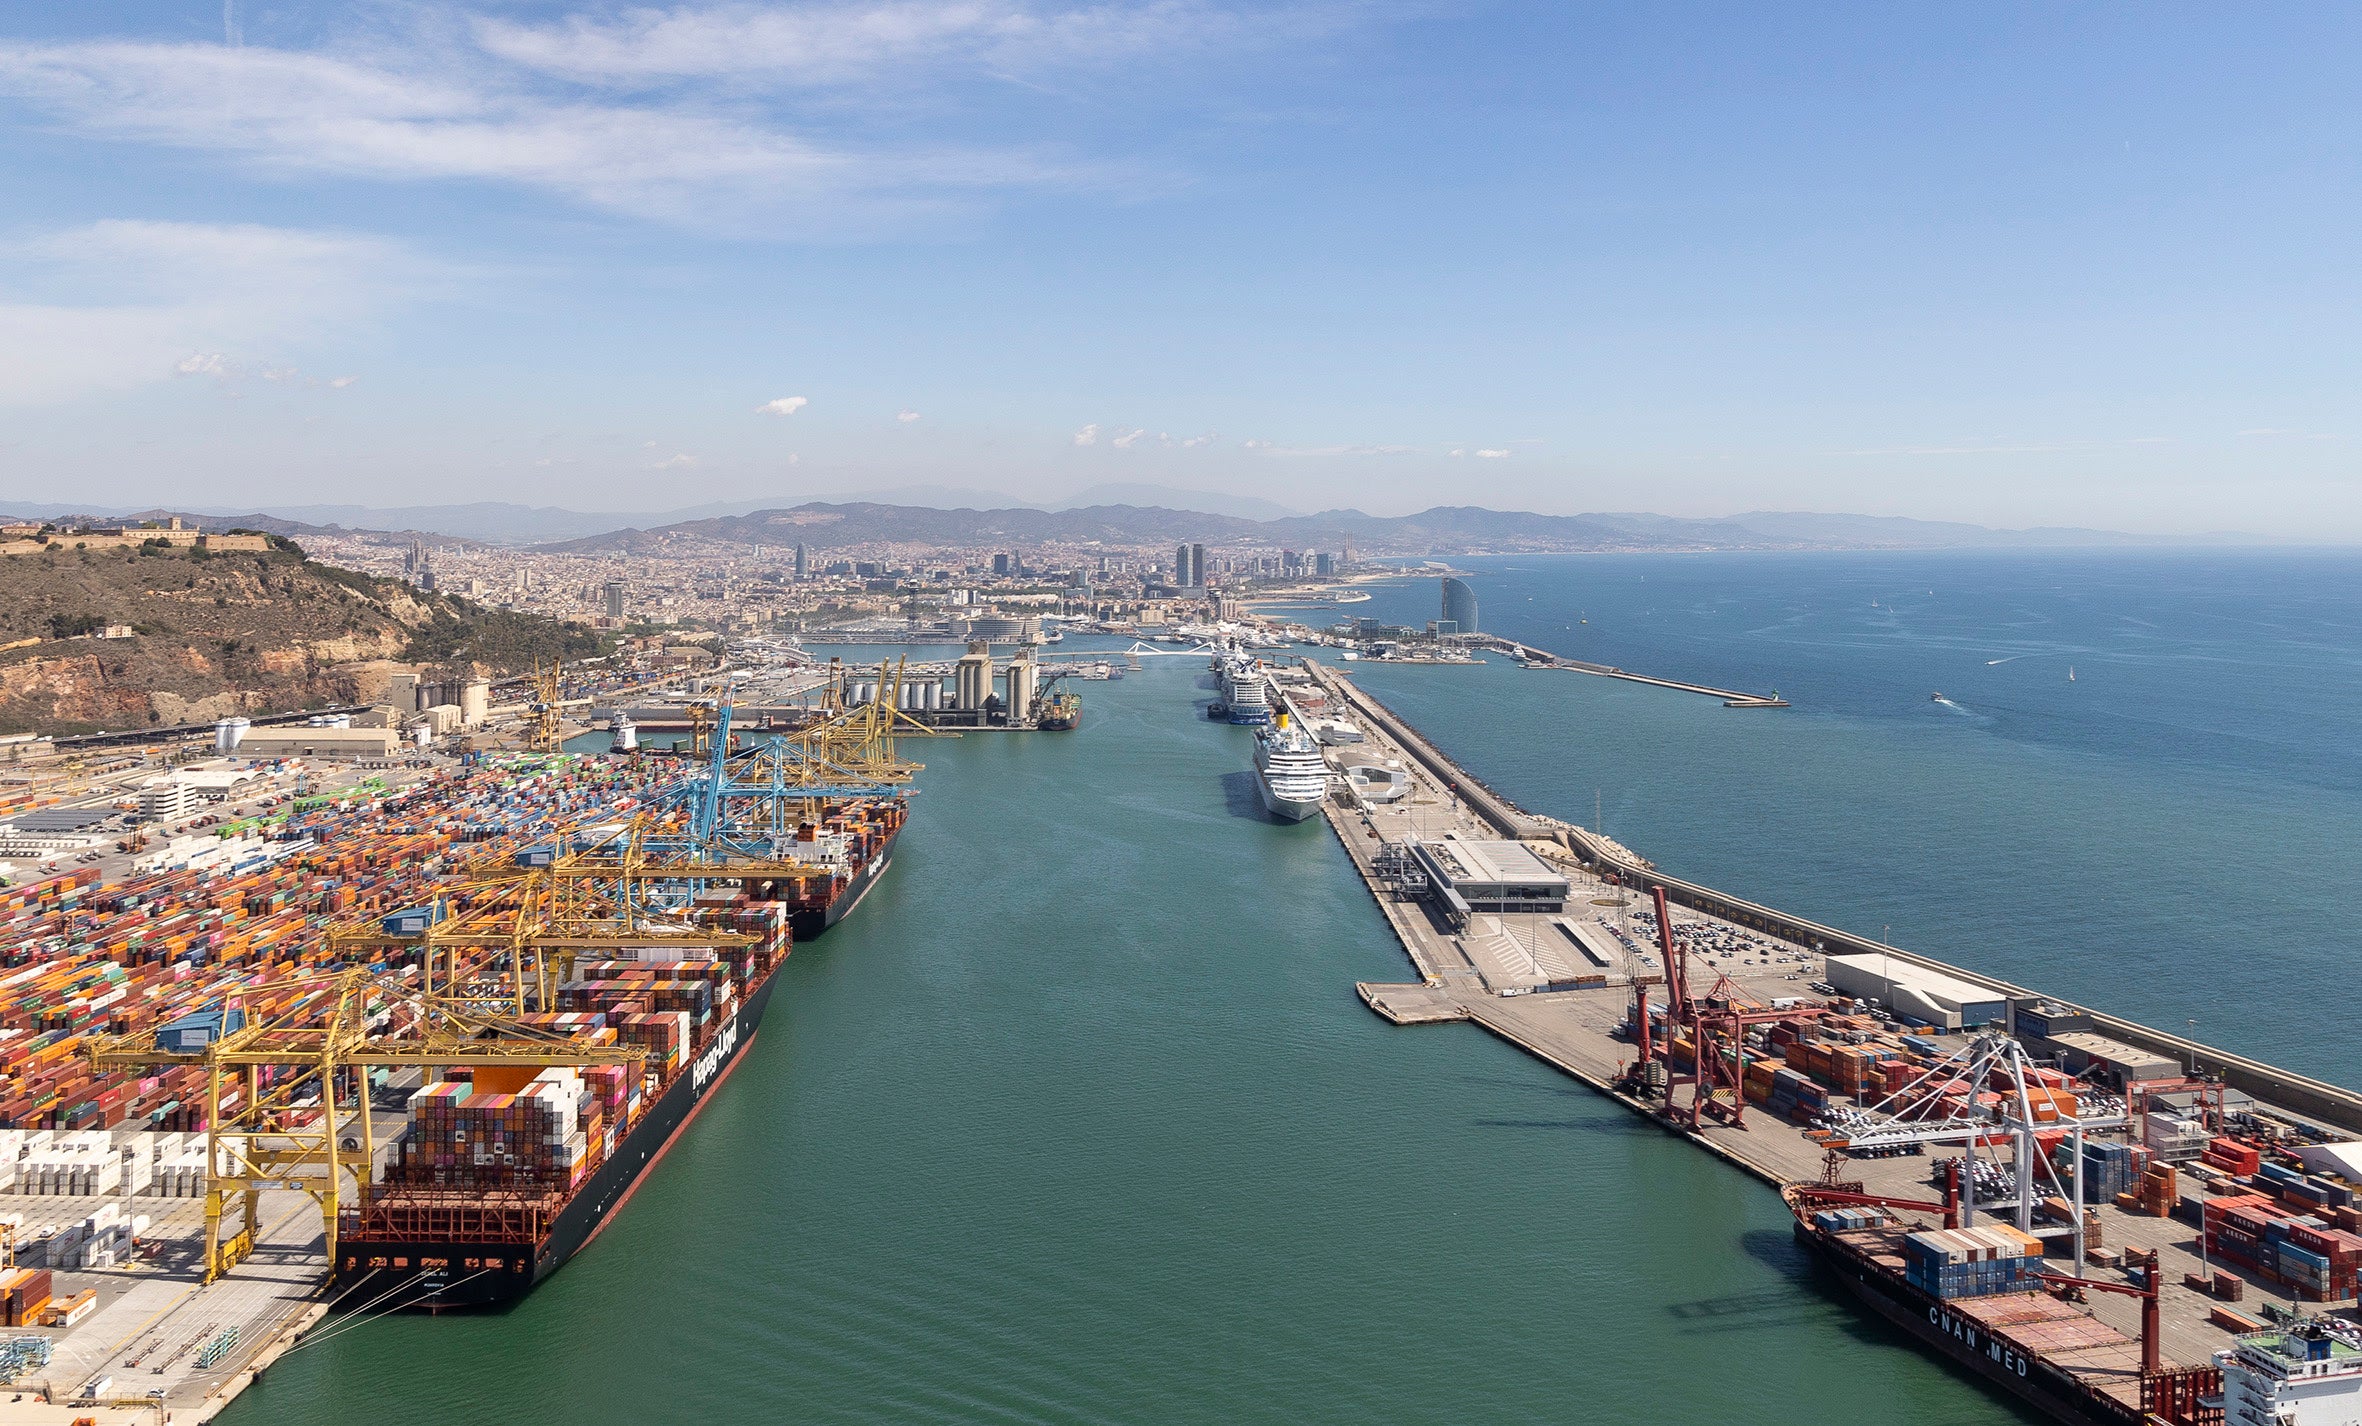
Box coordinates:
[4,5,2361,537]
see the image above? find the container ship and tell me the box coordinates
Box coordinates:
[334,799,909,1308]
[745,798,907,941]
[334,895,789,1307]
[1784,1187,2208,1426]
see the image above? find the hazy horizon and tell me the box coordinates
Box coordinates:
[4,5,2359,538]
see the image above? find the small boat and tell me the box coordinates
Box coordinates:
[1931,692,1945,702]
[2068,666,2076,682]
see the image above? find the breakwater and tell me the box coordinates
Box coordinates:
[1312,661,2362,1135]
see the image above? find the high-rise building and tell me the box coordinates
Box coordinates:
[602,579,628,619]
[1440,577,1478,635]
[1314,552,1335,577]
[1173,542,1207,588]
[993,552,1011,577]
[793,542,808,580]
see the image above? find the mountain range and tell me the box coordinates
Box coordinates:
[0,495,2275,554]
[535,502,2245,556]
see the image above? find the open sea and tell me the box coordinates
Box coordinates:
[223,549,2362,1426]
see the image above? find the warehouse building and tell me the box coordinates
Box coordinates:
[234,726,401,760]
[1825,952,2009,1030]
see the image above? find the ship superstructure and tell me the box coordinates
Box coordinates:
[1215,645,1273,725]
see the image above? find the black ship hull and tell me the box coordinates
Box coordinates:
[335,970,781,1310]
[1792,1223,2140,1426]
[786,822,899,941]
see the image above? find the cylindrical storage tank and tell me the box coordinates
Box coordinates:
[924,682,941,709]
[215,717,250,754]
[854,681,877,705]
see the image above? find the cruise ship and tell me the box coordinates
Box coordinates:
[1251,717,1329,821]
[1217,650,1273,726]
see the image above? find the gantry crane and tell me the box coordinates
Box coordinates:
[527,661,565,754]
[85,969,646,1282]
[326,844,767,1012]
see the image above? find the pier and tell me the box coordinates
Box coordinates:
[1466,636,1789,707]
[1299,656,2362,1388]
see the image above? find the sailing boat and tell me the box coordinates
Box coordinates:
[2068,666,2077,682]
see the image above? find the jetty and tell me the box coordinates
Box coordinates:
[1465,636,1788,707]
[1299,656,2362,1386]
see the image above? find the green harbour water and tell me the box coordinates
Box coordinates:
[224,647,2035,1426]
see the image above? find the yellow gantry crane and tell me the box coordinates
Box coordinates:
[527,660,565,753]
[324,831,772,1014]
[85,969,646,1283]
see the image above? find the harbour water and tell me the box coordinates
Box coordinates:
[224,551,2359,1425]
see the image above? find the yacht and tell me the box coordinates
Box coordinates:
[1252,718,1329,821]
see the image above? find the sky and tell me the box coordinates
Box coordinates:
[1,2,2358,536]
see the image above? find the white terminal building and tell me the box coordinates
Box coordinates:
[1408,834,1571,916]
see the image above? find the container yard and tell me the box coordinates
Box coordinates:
[0,684,929,1420]
[1296,657,2362,1426]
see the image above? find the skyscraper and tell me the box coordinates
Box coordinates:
[1173,542,1206,588]
[602,579,628,619]
[793,542,808,580]
[993,552,1011,577]
[1440,577,1478,635]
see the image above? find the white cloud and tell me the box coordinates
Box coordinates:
[652,452,698,468]
[473,2,1341,87]
[1449,448,1464,457]
[1241,437,1272,449]
[0,220,423,407]
[1475,448,1509,459]
[1180,431,1216,447]
[1111,427,1147,448]
[896,408,920,422]
[0,23,1140,233]
[328,374,358,388]
[758,395,809,416]
[1071,422,1100,446]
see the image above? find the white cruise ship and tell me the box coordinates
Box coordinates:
[1220,651,1273,725]
[1252,718,1329,821]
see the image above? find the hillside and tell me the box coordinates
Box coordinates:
[534,501,2168,556]
[0,539,602,736]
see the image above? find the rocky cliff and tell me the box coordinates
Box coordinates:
[0,537,602,735]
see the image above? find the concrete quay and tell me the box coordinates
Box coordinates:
[1464,636,1789,706]
[0,1184,333,1426]
[1301,656,2361,1382]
